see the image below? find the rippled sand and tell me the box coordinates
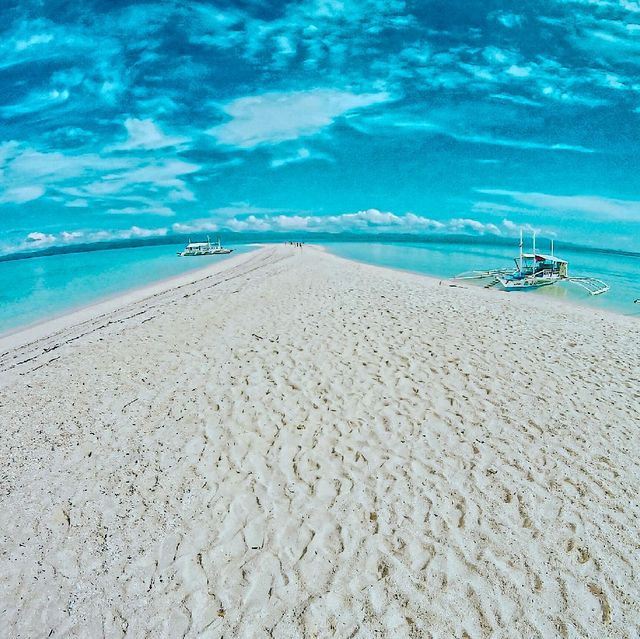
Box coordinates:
[1,245,638,638]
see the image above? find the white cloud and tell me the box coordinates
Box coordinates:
[11,225,171,254]
[15,33,54,51]
[208,209,549,238]
[472,201,535,215]
[120,225,168,239]
[0,88,70,117]
[226,215,273,232]
[66,198,89,208]
[83,160,199,201]
[478,189,640,221]
[457,133,594,153]
[210,203,300,217]
[0,142,199,208]
[270,147,333,168]
[506,65,531,78]
[220,208,446,233]
[494,12,523,28]
[540,84,607,106]
[482,47,517,65]
[110,118,190,151]
[27,231,56,244]
[5,146,131,184]
[201,208,553,236]
[450,218,502,235]
[208,88,391,148]
[389,119,595,153]
[106,205,175,216]
[0,185,45,203]
[501,219,542,235]
[61,231,83,241]
[171,219,219,234]
[490,93,543,107]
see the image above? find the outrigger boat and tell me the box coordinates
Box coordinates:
[177,236,233,256]
[455,231,610,296]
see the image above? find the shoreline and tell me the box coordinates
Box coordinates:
[320,245,636,323]
[0,245,262,353]
[2,241,635,357]
[322,243,640,320]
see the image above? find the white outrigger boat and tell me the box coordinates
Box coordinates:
[177,236,233,256]
[455,231,610,296]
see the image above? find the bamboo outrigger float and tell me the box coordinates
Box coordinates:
[455,231,610,296]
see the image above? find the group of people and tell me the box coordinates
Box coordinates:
[286,241,304,248]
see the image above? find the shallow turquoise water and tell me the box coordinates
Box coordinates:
[1,238,638,336]
[325,241,640,317]
[0,243,254,335]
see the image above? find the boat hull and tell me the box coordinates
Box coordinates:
[496,277,560,291]
[179,249,234,256]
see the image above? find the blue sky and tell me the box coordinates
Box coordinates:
[1,0,639,254]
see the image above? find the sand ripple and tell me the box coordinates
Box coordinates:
[1,246,639,638]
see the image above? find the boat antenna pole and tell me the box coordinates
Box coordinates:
[532,231,536,255]
[551,239,554,256]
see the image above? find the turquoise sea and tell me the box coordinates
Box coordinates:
[0,242,254,336]
[325,241,640,318]
[0,237,638,336]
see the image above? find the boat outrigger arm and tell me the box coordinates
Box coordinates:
[564,277,610,296]
[452,267,513,280]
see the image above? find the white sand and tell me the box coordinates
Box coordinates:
[1,244,639,638]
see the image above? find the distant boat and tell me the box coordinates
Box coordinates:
[455,231,610,296]
[177,237,233,256]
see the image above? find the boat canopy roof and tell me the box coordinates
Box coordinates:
[522,253,568,264]
[186,242,210,248]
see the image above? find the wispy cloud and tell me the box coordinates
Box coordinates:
[389,120,595,153]
[1,141,200,208]
[490,93,543,107]
[478,189,640,221]
[109,118,190,151]
[270,147,333,168]
[0,185,45,204]
[106,205,175,217]
[208,89,392,148]
[65,198,88,208]
[15,33,54,51]
[462,135,594,153]
[493,12,524,28]
[210,203,302,217]
[0,88,70,118]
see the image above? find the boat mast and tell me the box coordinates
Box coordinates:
[519,229,523,272]
[532,231,536,255]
